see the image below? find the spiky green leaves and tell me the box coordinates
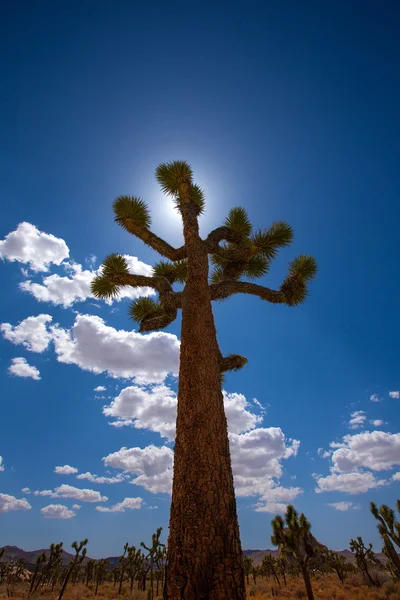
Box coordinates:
[156,161,193,196]
[280,255,318,306]
[113,196,151,230]
[153,259,188,284]
[91,254,130,300]
[225,207,252,239]
[129,298,161,324]
[155,161,204,215]
[244,254,270,280]
[252,221,293,260]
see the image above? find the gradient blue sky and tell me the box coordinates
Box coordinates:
[1,0,399,557]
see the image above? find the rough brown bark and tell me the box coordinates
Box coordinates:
[300,565,314,600]
[164,202,245,599]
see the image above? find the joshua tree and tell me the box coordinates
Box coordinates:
[243,556,253,585]
[92,161,317,599]
[58,539,88,600]
[370,500,400,579]
[141,527,165,599]
[29,552,47,596]
[350,536,380,587]
[118,542,129,594]
[271,505,315,600]
[94,560,109,596]
[324,550,351,584]
[44,543,63,591]
[261,554,281,586]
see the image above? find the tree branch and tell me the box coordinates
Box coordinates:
[210,280,285,304]
[115,218,186,260]
[221,354,248,372]
[205,227,243,253]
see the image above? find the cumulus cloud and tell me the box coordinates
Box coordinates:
[315,471,387,494]
[54,465,78,475]
[1,313,180,384]
[370,420,384,427]
[51,314,180,383]
[392,472,400,482]
[76,472,128,484]
[389,391,399,399]
[329,431,400,472]
[0,457,4,472]
[0,493,31,513]
[34,484,107,502]
[20,256,154,308]
[41,504,76,519]
[1,314,53,352]
[21,487,30,494]
[104,445,174,494]
[94,386,106,392]
[72,504,81,510]
[0,222,69,272]
[348,410,366,430]
[96,497,143,513]
[8,357,41,380]
[327,502,361,511]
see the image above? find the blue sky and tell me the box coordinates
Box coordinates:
[1,0,399,557]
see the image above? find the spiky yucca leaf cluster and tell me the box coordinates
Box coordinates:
[113,196,151,230]
[271,505,313,560]
[280,255,318,306]
[156,161,205,215]
[153,259,188,284]
[129,298,162,324]
[210,207,297,285]
[91,254,130,300]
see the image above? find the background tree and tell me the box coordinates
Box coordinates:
[28,552,47,597]
[141,527,165,599]
[117,542,129,595]
[324,550,352,584]
[94,560,109,596]
[271,505,316,600]
[58,539,88,600]
[92,161,317,600]
[370,500,400,579]
[350,536,380,587]
[243,556,253,586]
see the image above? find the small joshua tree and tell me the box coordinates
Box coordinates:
[141,527,165,599]
[350,536,380,587]
[243,556,253,586]
[324,550,352,584]
[58,539,88,600]
[370,500,400,579]
[271,505,315,600]
[94,559,109,596]
[29,552,47,596]
[118,542,129,595]
[92,161,317,599]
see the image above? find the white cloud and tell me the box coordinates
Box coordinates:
[94,386,106,392]
[370,420,384,427]
[392,472,400,482]
[1,313,180,384]
[254,502,290,514]
[349,410,366,429]
[1,314,53,352]
[76,472,128,484]
[327,502,361,511]
[314,471,387,494]
[370,394,381,402]
[20,256,154,308]
[103,445,174,495]
[0,457,4,472]
[96,497,143,513]
[0,493,31,513]
[72,504,81,510]
[389,391,399,399]
[0,222,69,272]
[329,431,400,472]
[21,487,30,494]
[41,504,76,519]
[34,484,107,502]
[54,465,78,475]
[8,357,41,380]
[51,314,180,383]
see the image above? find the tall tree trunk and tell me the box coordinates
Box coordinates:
[164,204,245,599]
[300,565,314,600]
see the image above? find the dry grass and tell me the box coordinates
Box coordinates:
[1,576,400,600]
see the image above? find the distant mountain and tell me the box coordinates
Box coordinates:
[1,544,388,570]
[0,545,89,570]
